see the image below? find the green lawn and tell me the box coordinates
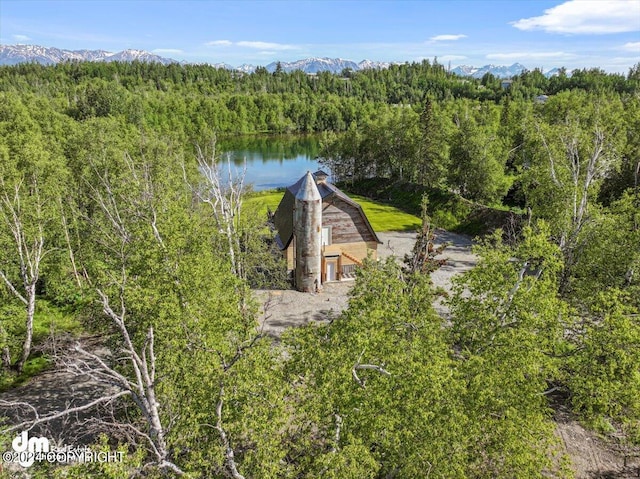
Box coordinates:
[244,190,284,214]
[349,194,421,232]
[245,190,421,232]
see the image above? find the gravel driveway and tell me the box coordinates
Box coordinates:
[256,229,476,337]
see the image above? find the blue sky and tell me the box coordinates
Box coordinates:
[1,0,639,72]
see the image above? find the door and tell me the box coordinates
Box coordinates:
[326,260,337,282]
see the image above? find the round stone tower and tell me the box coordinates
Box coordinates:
[294,171,322,292]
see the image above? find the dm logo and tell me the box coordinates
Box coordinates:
[12,431,50,467]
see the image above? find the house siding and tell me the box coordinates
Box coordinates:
[323,241,378,263]
[285,243,295,270]
[286,240,378,272]
[322,198,377,244]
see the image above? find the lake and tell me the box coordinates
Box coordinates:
[217,135,325,191]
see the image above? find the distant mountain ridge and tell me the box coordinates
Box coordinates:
[0,44,177,66]
[450,63,527,79]
[264,58,393,74]
[1,44,560,78]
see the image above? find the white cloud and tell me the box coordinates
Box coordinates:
[236,41,299,51]
[429,34,467,42]
[439,55,468,61]
[512,0,640,34]
[204,40,299,51]
[13,34,31,42]
[621,41,640,51]
[152,48,183,54]
[609,55,640,63]
[205,40,233,47]
[487,51,572,60]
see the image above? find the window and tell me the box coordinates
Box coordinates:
[322,226,331,246]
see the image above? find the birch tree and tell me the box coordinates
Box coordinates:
[0,174,51,372]
[187,140,287,288]
[60,149,285,477]
[190,141,245,279]
[523,91,625,291]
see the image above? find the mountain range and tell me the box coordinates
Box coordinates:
[0,44,177,66]
[0,44,560,78]
[451,63,525,79]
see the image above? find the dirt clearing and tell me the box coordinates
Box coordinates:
[255,228,475,337]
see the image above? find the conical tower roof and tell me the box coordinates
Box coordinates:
[295,171,321,202]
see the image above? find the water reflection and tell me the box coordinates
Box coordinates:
[217,135,325,190]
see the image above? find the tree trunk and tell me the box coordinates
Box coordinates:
[17,283,36,373]
[2,346,11,369]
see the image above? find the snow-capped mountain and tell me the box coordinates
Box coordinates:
[449,65,477,77]
[1,44,571,79]
[358,59,393,70]
[208,62,236,70]
[0,44,105,65]
[0,44,177,65]
[265,57,360,74]
[451,63,527,79]
[236,64,257,73]
[104,49,175,64]
[243,58,392,74]
[543,67,571,78]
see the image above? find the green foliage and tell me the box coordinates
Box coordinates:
[416,97,449,187]
[447,106,512,204]
[570,190,640,309]
[449,222,571,475]
[284,259,469,477]
[451,222,566,353]
[282,252,571,477]
[565,293,640,443]
[0,58,639,476]
[0,301,80,389]
[598,95,640,203]
[522,91,625,240]
[67,145,289,476]
[238,198,289,289]
[320,106,422,182]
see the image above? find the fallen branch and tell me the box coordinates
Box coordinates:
[352,363,391,389]
[330,414,343,453]
[0,391,130,433]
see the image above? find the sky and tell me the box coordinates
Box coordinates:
[1,0,639,72]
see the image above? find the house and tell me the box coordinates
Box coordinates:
[501,80,513,89]
[272,170,381,292]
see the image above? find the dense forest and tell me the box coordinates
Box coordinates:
[0,60,639,477]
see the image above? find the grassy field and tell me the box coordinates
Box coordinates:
[349,194,421,232]
[245,190,421,232]
[244,190,284,214]
[338,178,524,236]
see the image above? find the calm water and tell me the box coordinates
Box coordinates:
[217,135,325,191]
